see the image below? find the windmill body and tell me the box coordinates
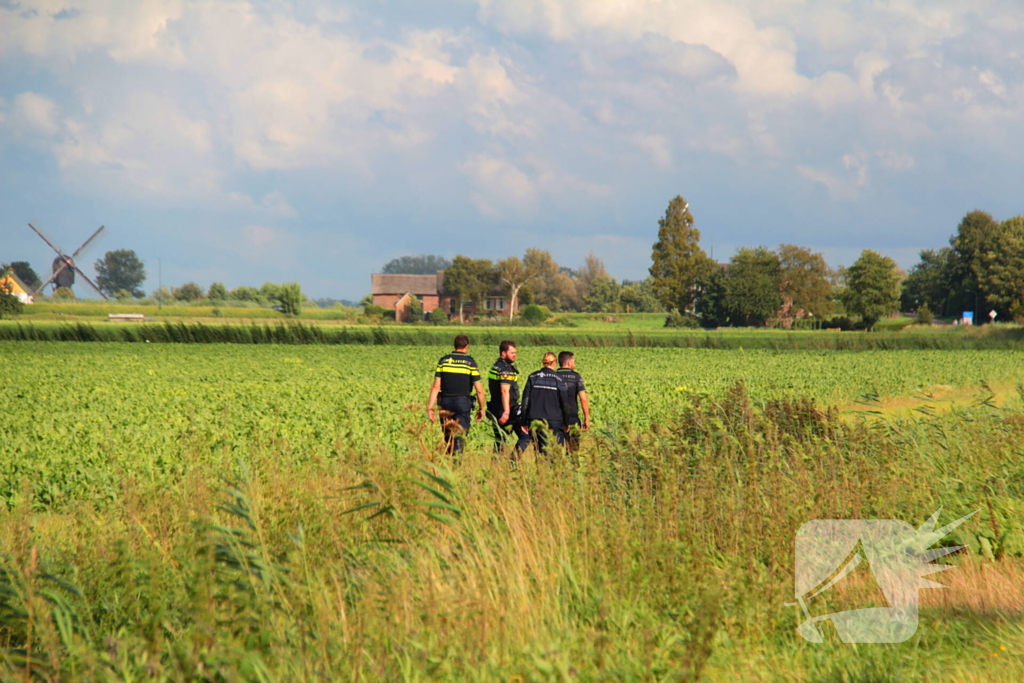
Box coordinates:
[52,255,76,290]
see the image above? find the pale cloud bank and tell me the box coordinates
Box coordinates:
[1,0,1023,297]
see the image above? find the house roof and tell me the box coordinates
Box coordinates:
[371,272,444,296]
[0,272,29,295]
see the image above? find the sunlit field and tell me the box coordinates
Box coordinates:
[2,341,1024,680]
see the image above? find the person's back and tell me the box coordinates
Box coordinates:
[516,352,573,456]
[556,350,590,451]
[522,366,568,423]
[426,334,485,456]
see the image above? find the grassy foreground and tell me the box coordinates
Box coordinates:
[3,343,1024,680]
[2,385,1023,680]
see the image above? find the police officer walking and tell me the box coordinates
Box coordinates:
[487,340,520,452]
[515,352,574,457]
[426,334,485,455]
[556,351,590,452]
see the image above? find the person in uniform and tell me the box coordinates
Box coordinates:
[556,351,590,452]
[426,334,485,455]
[487,340,520,453]
[515,352,574,457]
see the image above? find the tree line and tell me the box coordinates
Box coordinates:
[901,210,1024,322]
[379,250,662,323]
[647,195,904,329]
[383,196,909,329]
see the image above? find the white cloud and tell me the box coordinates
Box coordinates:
[459,152,610,218]
[11,92,61,137]
[459,153,540,217]
[978,69,1007,98]
[52,92,216,198]
[876,151,915,172]
[631,133,672,169]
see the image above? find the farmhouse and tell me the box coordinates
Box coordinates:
[0,271,34,304]
[370,271,512,322]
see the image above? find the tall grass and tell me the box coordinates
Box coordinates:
[3,320,1024,349]
[1,383,1023,680]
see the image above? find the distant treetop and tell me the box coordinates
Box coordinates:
[381,254,452,275]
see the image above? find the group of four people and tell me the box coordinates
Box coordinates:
[426,335,591,457]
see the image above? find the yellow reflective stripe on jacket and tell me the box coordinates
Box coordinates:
[436,364,479,375]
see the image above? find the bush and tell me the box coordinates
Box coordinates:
[54,286,75,300]
[0,288,24,318]
[278,282,303,316]
[363,304,391,318]
[914,304,934,325]
[520,304,551,326]
[429,308,448,325]
[664,309,699,328]
[406,297,423,323]
[174,282,203,301]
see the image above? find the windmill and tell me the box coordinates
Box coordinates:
[27,223,109,300]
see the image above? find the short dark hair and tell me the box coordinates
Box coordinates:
[499,340,517,354]
[558,351,574,367]
[454,334,470,350]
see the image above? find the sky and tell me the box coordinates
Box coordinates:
[1,0,1023,300]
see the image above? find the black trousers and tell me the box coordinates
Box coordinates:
[515,419,566,457]
[438,396,472,454]
[488,410,519,452]
[564,420,582,453]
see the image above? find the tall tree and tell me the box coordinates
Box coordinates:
[94,249,146,298]
[777,244,833,319]
[381,254,452,275]
[260,282,282,304]
[976,216,1024,318]
[229,286,260,302]
[575,252,609,308]
[173,282,203,301]
[649,195,715,313]
[619,278,662,313]
[277,282,303,316]
[522,248,576,310]
[583,274,621,312]
[208,282,229,300]
[900,247,958,315]
[1,261,41,289]
[722,247,782,326]
[444,256,495,323]
[844,250,901,330]
[695,268,729,328]
[497,256,535,321]
[949,210,1001,313]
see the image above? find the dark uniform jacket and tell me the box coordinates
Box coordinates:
[520,367,574,426]
[487,358,520,416]
[555,368,586,425]
[435,352,481,397]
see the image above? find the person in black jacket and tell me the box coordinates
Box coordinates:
[487,340,521,453]
[515,351,574,457]
[556,350,590,452]
[426,334,485,455]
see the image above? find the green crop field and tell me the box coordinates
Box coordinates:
[2,340,1024,680]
